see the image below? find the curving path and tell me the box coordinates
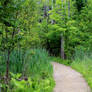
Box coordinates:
[52,62,91,92]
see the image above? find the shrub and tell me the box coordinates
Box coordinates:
[4,73,54,92]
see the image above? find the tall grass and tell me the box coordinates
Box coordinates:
[0,48,53,77]
[24,48,53,77]
[0,49,24,75]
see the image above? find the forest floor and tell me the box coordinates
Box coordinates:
[52,62,91,92]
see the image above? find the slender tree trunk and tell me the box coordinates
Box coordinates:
[68,0,70,18]
[47,0,50,22]
[51,0,54,24]
[62,0,63,8]
[6,50,10,84]
[64,0,67,9]
[85,0,87,4]
[44,5,47,18]
[52,0,54,9]
[85,0,87,3]
[61,34,64,59]
[5,27,10,84]
[0,87,1,92]
[4,0,9,6]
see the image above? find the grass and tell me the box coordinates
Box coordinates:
[0,49,53,75]
[71,49,92,90]
[50,56,72,65]
[71,57,92,90]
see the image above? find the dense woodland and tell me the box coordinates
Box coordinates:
[0,0,92,92]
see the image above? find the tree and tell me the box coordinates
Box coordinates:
[0,0,37,84]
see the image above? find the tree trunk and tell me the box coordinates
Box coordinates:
[62,0,63,8]
[52,0,54,9]
[51,0,54,24]
[0,87,1,92]
[68,0,70,18]
[44,5,47,18]
[85,0,87,3]
[61,34,64,59]
[6,50,10,84]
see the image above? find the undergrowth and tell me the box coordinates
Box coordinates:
[0,48,55,92]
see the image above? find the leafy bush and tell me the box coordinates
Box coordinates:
[4,73,55,92]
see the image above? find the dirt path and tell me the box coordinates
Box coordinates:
[52,62,91,92]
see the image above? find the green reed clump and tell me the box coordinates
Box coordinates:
[0,48,53,76]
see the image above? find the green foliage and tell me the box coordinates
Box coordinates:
[35,0,92,59]
[26,49,52,75]
[0,0,92,91]
[0,0,38,50]
[0,0,40,83]
[5,73,55,92]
